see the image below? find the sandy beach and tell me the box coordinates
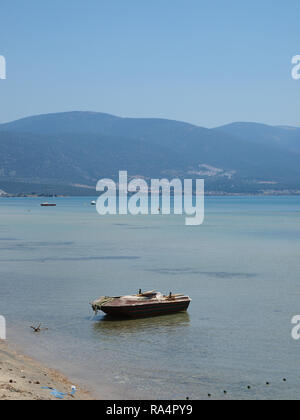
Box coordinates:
[0,340,93,400]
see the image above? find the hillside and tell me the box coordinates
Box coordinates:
[0,112,300,195]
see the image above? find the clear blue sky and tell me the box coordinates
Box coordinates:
[0,0,299,127]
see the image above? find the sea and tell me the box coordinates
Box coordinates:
[0,195,300,400]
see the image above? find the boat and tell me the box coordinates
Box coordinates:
[91,200,96,205]
[40,202,56,207]
[91,290,191,318]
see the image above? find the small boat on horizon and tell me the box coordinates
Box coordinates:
[91,200,96,205]
[91,290,191,318]
[40,202,56,207]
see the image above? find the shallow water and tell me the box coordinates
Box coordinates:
[1,196,300,399]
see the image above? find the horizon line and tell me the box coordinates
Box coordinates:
[1,110,299,130]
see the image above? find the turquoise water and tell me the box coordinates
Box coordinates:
[0,196,300,399]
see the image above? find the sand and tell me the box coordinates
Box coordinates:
[0,340,93,400]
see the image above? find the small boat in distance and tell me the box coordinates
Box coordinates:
[40,202,56,207]
[91,200,96,205]
[91,290,191,318]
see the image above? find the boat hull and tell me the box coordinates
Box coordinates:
[101,300,190,318]
[41,204,56,207]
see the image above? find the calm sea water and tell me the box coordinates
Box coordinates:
[0,196,300,399]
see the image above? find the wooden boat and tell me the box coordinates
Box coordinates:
[91,290,191,318]
[40,202,56,207]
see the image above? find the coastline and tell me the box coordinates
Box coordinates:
[0,339,94,400]
[1,191,300,197]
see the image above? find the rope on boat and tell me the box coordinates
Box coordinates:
[91,296,115,315]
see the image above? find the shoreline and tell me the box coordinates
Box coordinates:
[1,192,300,198]
[0,339,94,400]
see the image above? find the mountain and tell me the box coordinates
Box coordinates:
[0,112,300,195]
[215,122,300,154]
[0,112,121,136]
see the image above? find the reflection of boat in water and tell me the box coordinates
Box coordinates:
[93,311,190,335]
[91,290,191,318]
[40,202,56,207]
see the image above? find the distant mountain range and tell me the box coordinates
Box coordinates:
[0,111,299,195]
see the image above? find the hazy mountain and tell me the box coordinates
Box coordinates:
[0,112,300,195]
[215,122,300,154]
[0,112,121,136]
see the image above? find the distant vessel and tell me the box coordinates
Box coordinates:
[91,290,191,318]
[40,202,56,207]
[91,200,96,205]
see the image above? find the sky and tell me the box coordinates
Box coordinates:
[0,0,300,127]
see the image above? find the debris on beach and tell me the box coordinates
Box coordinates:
[41,385,77,399]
